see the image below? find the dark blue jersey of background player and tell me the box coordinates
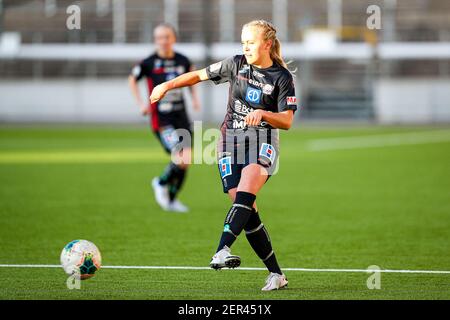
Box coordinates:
[128,23,200,213]
[131,52,194,133]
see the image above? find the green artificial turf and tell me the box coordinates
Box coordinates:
[0,124,449,299]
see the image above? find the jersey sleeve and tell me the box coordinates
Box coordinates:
[277,73,298,112]
[206,56,236,85]
[130,61,145,81]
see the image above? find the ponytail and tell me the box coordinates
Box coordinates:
[270,37,287,69]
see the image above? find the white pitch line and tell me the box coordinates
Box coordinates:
[306,129,450,151]
[0,264,449,274]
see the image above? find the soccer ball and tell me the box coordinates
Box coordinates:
[60,240,102,280]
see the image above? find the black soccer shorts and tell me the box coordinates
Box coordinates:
[153,110,193,154]
[217,128,279,193]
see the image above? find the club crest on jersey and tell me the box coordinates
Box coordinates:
[258,143,276,166]
[219,156,232,179]
[287,96,297,105]
[245,87,262,104]
[262,83,274,95]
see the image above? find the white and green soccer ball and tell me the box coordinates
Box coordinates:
[60,240,102,280]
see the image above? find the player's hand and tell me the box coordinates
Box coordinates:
[139,103,149,115]
[244,109,265,127]
[150,83,168,104]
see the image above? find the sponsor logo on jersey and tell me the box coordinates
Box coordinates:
[247,78,274,95]
[158,103,174,113]
[231,104,248,128]
[287,96,297,105]
[245,87,262,104]
[233,100,253,115]
[248,78,261,88]
[219,156,232,178]
[259,143,276,165]
[232,116,268,129]
[177,66,185,74]
[161,66,178,73]
[232,119,247,129]
[209,61,222,72]
[153,62,182,75]
[253,70,265,78]
[232,100,269,128]
[154,59,163,68]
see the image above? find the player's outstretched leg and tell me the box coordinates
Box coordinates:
[209,191,256,269]
[244,210,288,291]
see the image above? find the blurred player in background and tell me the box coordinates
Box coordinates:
[149,20,297,290]
[129,23,200,213]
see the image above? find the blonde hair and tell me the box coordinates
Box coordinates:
[154,22,178,40]
[243,19,287,69]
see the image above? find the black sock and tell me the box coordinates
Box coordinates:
[216,191,256,252]
[168,168,186,201]
[244,210,282,275]
[159,162,181,186]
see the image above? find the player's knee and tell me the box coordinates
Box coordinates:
[234,191,256,208]
[227,188,237,202]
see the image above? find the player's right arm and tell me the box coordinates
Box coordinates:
[128,63,149,115]
[150,56,235,103]
[128,75,149,115]
[150,69,208,104]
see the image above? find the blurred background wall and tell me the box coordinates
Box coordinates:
[0,0,449,124]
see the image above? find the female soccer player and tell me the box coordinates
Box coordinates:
[150,20,297,291]
[129,23,200,213]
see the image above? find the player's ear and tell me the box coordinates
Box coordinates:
[265,39,272,51]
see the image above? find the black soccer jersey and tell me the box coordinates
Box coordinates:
[131,52,192,131]
[206,55,298,131]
